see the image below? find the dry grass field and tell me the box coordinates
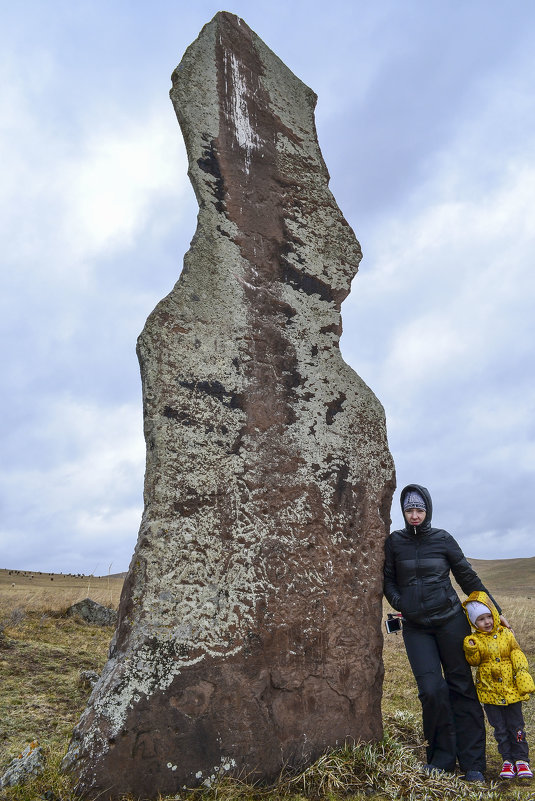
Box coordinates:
[467,558,535,600]
[0,559,534,801]
[0,568,125,616]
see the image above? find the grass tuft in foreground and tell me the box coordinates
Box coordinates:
[283,732,503,801]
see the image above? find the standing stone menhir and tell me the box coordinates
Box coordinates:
[63,11,395,799]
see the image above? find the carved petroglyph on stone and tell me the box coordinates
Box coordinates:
[63,11,395,799]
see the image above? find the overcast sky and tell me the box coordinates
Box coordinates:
[2,1,535,574]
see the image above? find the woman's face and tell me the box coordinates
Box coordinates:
[404,507,426,526]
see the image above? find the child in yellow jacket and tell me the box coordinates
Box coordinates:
[463,591,535,780]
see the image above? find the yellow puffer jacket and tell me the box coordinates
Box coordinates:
[462,591,535,705]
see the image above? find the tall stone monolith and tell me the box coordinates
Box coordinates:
[63,12,395,799]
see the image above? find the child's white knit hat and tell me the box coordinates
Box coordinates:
[466,600,490,625]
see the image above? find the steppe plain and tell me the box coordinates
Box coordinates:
[1,559,534,801]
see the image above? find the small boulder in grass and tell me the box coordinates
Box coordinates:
[65,598,117,626]
[79,669,100,689]
[0,740,45,787]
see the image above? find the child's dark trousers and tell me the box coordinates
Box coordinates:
[484,701,529,762]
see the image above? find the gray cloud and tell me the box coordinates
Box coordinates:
[1,1,535,571]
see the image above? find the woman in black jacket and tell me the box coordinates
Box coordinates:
[384,483,507,781]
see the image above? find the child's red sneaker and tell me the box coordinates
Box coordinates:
[499,761,516,778]
[515,761,533,779]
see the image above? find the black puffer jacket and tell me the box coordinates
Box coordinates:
[384,484,498,628]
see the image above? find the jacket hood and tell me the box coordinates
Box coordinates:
[462,590,500,634]
[400,483,433,534]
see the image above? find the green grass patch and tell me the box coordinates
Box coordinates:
[0,612,112,778]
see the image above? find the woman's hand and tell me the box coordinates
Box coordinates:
[468,638,475,646]
[500,614,512,630]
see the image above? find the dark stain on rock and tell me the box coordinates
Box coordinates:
[178,379,244,410]
[326,393,346,425]
[281,260,335,303]
[230,425,247,454]
[320,322,342,337]
[334,463,351,505]
[163,406,192,424]
[197,141,226,211]
[173,497,206,517]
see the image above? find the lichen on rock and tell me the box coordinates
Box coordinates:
[63,11,395,800]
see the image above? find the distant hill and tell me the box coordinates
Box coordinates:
[467,557,535,598]
[0,568,126,588]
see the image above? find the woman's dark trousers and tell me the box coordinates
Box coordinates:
[403,612,485,772]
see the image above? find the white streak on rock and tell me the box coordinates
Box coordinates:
[224,51,261,174]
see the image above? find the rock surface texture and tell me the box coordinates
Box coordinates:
[63,12,395,799]
[0,742,45,788]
